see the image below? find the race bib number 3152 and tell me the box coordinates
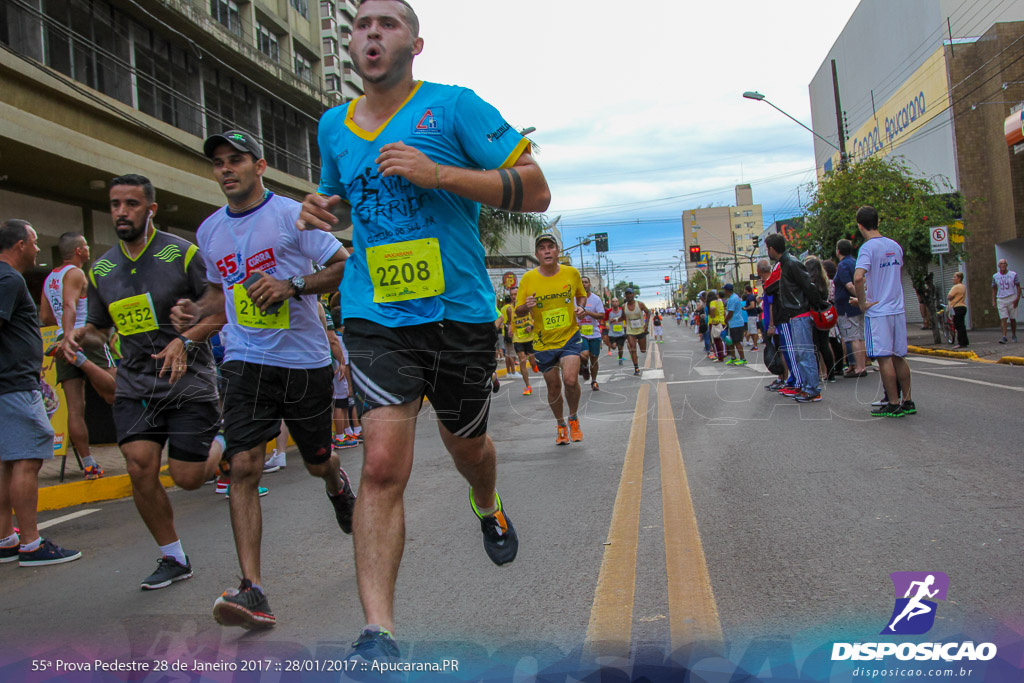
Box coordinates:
[108,293,159,336]
[366,238,445,304]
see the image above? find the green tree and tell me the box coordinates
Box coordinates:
[610,280,640,301]
[802,156,965,343]
[477,207,548,253]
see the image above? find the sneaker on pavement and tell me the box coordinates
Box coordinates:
[725,358,736,365]
[532,364,540,373]
[751,346,759,351]
[492,376,501,394]
[328,468,356,534]
[522,385,532,396]
[779,386,800,397]
[19,538,81,567]
[1014,335,1019,343]
[213,579,275,629]
[765,380,784,392]
[618,358,624,365]
[215,477,229,494]
[580,365,591,381]
[224,485,269,498]
[734,359,748,366]
[794,391,822,403]
[568,417,583,442]
[264,449,286,471]
[83,465,104,480]
[872,403,904,418]
[470,489,518,566]
[0,542,19,563]
[633,367,641,376]
[899,400,917,415]
[555,424,570,446]
[346,626,401,668]
[336,434,360,449]
[141,556,193,590]
[999,336,1008,344]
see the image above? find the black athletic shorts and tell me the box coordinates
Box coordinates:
[512,341,535,355]
[114,395,220,463]
[344,317,498,439]
[609,335,626,349]
[219,360,334,465]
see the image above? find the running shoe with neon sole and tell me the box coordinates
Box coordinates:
[725,358,736,365]
[213,579,276,629]
[522,386,532,396]
[335,434,359,449]
[346,626,401,670]
[871,403,904,418]
[141,556,193,590]
[470,489,518,566]
[568,417,583,442]
[328,468,356,534]
[555,424,570,446]
[733,359,748,366]
[899,400,917,415]
[83,465,104,480]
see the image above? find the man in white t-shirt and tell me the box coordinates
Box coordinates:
[992,259,1020,343]
[854,205,913,418]
[577,276,605,390]
[171,129,354,630]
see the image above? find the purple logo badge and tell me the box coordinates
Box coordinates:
[881,572,949,635]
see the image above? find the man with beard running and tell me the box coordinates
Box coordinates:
[605,296,627,364]
[577,276,604,390]
[65,175,225,588]
[622,288,650,375]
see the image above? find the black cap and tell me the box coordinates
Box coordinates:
[535,232,559,247]
[724,283,734,290]
[203,129,264,160]
[624,287,635,294]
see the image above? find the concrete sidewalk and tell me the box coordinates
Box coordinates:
[905,322,1024,364]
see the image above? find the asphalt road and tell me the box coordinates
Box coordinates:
[3,321,1021,680]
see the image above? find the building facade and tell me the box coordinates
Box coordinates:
[0,0,360,297]
[681,184,763,285]
[808,0,1024,327]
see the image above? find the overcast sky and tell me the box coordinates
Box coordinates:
[408,0,862,301]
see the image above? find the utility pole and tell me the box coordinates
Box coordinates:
[831,59,848,169]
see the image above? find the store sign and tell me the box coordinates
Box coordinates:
[1005,109,1024,147]
[820,47,951,174]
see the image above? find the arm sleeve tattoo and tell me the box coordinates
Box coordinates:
[498,168,524,212]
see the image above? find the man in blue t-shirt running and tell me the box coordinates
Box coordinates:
[297,0,551,664]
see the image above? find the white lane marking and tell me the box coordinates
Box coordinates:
[743,363,770,373]
[913,369,1024,392]
[643,369,665,380]
[38,509,100,530]
[664,377,765,385]
[692,366,722,376]
[906,357,967,366]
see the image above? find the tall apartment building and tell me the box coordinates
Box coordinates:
[0,0,361,296]
[681,184,763,284]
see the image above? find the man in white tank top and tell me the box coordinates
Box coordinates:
[38,232,115,479]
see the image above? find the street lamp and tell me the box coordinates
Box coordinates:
[742,91,841,152]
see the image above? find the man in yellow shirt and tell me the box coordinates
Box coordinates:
[516,233,587,445]
[507,285,540,395]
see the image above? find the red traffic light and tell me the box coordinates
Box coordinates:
[664,275,670,283]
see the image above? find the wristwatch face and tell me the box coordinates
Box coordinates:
[292,276,305,293]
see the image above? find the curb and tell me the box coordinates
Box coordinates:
[906,345,980,361]
[997,356,1024,366]
[38,468,174,512]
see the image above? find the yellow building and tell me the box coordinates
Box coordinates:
[681,184,763,284]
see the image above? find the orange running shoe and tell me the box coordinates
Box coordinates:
[83,465,104,480]
[532,364,540,373]
[522,385,532,395]
[555,424,570,446]
[568,418,583,442]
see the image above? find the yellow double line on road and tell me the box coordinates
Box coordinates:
[584,342,722,659]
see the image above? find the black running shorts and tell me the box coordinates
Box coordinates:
[343,318,498,439]
[114,396,220,462]
[219,360,334,465]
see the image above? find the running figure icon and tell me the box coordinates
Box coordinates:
[882,571,949,635]
[888,575,938,631]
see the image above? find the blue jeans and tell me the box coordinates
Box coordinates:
[788,315,820,394]
[702,329,711,352]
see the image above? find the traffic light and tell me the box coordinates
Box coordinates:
[689,245,701,262]
[752,286,759,295]
[664,275,670,283]
[752,236,761,249]
[595,232,609,252]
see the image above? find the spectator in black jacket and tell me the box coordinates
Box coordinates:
[765,233,825,402]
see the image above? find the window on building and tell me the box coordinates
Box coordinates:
[322,36,337,57]
[290,0,309,18]
[203,66,259,137]
[257,21,279,61]
[325,74,340,92]
[33,0,133,106]
[261,97,311,179]
[211,0,242,37]
[135,35,203,136]
[294,50,314,83]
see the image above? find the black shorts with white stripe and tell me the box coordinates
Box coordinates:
[343,317,498,439]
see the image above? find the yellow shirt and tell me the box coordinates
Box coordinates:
[499,303,512,336]
[511,311,537,343]
[517,265,585,351]
[709,299,725,326]
[947,283,966,308]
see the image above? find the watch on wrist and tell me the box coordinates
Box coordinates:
[177,335,196,354]
[289,275,306,299]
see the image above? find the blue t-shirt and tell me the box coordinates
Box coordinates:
[833,255,860,317]
[317,81,530,327]
[726,293,746,327]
